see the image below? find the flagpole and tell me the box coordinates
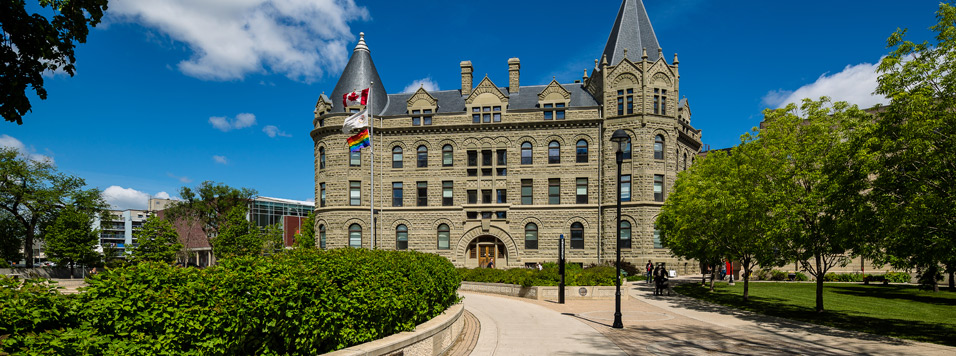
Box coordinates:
[369,82,375,250]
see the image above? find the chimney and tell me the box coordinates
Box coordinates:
[508,58,520,93]
[461,61,473,97]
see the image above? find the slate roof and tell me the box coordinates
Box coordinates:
[379,83,598,117]
[329,33,388,115]
[602,0,661,65]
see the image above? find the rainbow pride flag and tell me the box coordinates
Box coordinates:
[347,128,370,152]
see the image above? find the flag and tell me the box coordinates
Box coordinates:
[347,128,371,152]
[343,88,370,107]
[341,108,369,134]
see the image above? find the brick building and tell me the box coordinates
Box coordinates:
[311,0,703,272]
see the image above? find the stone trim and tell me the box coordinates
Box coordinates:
[326,303,464,356]
[459,281,629,301]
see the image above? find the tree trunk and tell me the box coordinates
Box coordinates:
[949,270,954,291]
[743,264,751,302]
[815,252,825,313]
[24,229,34,267]
[709,264,717,292]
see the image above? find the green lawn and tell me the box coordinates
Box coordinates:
[674,282,956,346]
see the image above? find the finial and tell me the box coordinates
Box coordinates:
[354,32,369,52]
[600,54,608,67]
[658,47,663,58]
[583,69,588,78]
[623,48,628,59]
[553,76,556,81]
[641,47,648,60]
[594,59,599,68]
[673,53,679,65]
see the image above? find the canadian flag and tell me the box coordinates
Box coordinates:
[343,88,370,107]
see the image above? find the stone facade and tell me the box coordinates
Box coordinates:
[311,0,703,274]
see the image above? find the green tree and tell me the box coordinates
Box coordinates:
[129,215,182,264]
[1,0,109,125]
[760,98,874,312]
[44,205,99,277]
[164,181,256,257]
[261,223,284,255]
[868,2,956,292]
[0,147,107,265]
[211,206,262,258]
[99,242,122,268]
[293,212,316,249]
[0,211,24,262]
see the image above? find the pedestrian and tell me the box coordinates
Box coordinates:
[645,260,653,284]
[653,264,664,295]
[719,264,727,281]
[536,262,543,271]
[487,260,494,269]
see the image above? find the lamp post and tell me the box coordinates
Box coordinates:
[610,129,628,329]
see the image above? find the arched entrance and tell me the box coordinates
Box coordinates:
[465,235,507,268]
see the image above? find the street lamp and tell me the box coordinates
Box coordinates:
[610,129,628,329]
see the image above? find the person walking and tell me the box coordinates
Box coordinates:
[645,260,653,284]
[653,264,664,295]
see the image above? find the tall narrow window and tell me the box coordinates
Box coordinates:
[350,150,361,167]
[654,135,665,160]
[417,145,428,167]
[496,189,507,204]
[411,109,421,126]
[467,190,478,204]
[481,189,492,204]
[349,223,361,248]
[417,181,428,206]
[467,150,478,166]
[576,178,588,204]
[570,222,584,249]
[319,224,326,249]
[548,178,560,205]
[622,136,631,160]
[626,89,634,114]
[616,89,634,115]
[496,149,507,176]
[521,179,533,205]
[396,225,408,250]
[392,182,403,207]
[442,181,453,206]
[653,88,660,114]
[548,141,560,164]
[556,103,566,119]
[653,226,663,248]
[621,175,631,202]
[576,140,588,163]
[661,89,667,115]
[320,183,326,207]
[654,175,664,202]
[683,153,688,171]
[620,221,631,248]
[525,223,538,249]
[544,103,554,120]
[437,224,450,250]
[392,147,403,168]
[521,142,532,164]
[350,181,361,206]
[443,144,454,166]
[319,147,326,169]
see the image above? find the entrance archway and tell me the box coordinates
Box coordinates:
[464,235,507,268]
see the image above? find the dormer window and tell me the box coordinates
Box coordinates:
[411,109,433,126]
[543,103,566,120]
[472,106,502,123]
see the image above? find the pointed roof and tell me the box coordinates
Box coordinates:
[330,32,388,115]
[601,0,661,65]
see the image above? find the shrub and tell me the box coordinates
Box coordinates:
[795,272,809,281]
[753,269,772,281]
[770,270,788,281]
[884,271,911,283]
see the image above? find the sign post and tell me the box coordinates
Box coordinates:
[559,233,565,304]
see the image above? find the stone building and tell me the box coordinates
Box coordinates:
[311,0,703,273]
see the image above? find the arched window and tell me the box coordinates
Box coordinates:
[319,224,326,249]
[417,145,428,168]
[521,142,533,164]
[548,141,560,164]
[622,136,631,160]
[576,140,588,163]
[442,144,453,167]
[319,147,326,170]
[437,224,450,250]
[654,135,665,160]
[619,221,631,248]
[683,153,688,171]
[525,223,538,249]
[396,224,408,250]
[392,146,403,168]
[349,223,362,248]
[570,222,584,249]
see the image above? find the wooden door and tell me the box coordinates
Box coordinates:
[478,245,496,268]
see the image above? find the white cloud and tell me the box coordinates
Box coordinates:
[0,134,54,163]
[167,172,192,184]
[108,0,369,82]
[263,125,291,138]
[763,61,889,109]
[209,113,257,132]
[212,155,229,164]
[402,77,440,93]
[102,186,173,210]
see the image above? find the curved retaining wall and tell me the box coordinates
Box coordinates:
[459,281,628,301]
[327,303,464,356]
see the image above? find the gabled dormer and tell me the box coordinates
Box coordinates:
[538,79,570,120]
[314,93,332,128]
[466,76,508,124]
[407,87,438,126]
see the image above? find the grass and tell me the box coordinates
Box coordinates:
[674,282,956,346]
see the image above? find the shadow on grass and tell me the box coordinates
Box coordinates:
[673,283,956,347]
[828,284,956,306]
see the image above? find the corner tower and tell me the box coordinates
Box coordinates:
[329,33,388,115]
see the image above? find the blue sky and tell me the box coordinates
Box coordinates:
[1,0,941,209]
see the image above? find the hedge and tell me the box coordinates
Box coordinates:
[0,249,460,355]
[458,262,618,287]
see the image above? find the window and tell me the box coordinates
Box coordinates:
[437,224,450,250]
[350,181,361,206]
[654,175,664,202]
[319,224,326,249]
[617,89,634,115]
[442,181,453,206]
[521,142,532,164]
[350,150,361,167]
[467,190,478,204]
[467,150,478,166]
[548,141,560,164]
[319,147,325,169]
[496,189,507,203]
[481,189,492,204]
[472,106,502,123]
[392,147,403,168]
[392,182,403,207]
[396,225,408,250]
[525,223,538,249]
[621,175,631,202]
[654,135,664,160]
[349,223,361,248]
[653,226,663,248]
[622,136,631,160]
[481,149,492,166]
[417,181,428,206]
[521,179,533,205]
[417,145,428,167]
[620,221,631,248]
[576,140,588,163]
[543,103,566,120]
[576,178,588,204]
[320,183,326,207]
[654,88,667,115]
[443,145,454,166]
[570,222,584,249]
[548,178,560,205]
[412,109,433,126]
[496,149,507,175]
[683,153,688,171]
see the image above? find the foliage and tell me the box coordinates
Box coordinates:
[1,0,109,125]
[457,263,618,287]
[129,215,182,264]
[0,276,76,336]
[884,271,912,283]
[0,147,107,265]
[43,205,100,276]
[99,243,122,268]
[293,212,316,249]
[1,249,460,355]
[795,272,809,281]
[164,181,256,239]
[260,223,284,255]
[0,211,24,262]
[210,206,262,258]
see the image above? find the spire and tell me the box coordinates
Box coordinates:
[330,32,387,115]
[601,0,661,66]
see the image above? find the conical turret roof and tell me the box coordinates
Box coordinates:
[330,33,388,115]
[601,0,661,65]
